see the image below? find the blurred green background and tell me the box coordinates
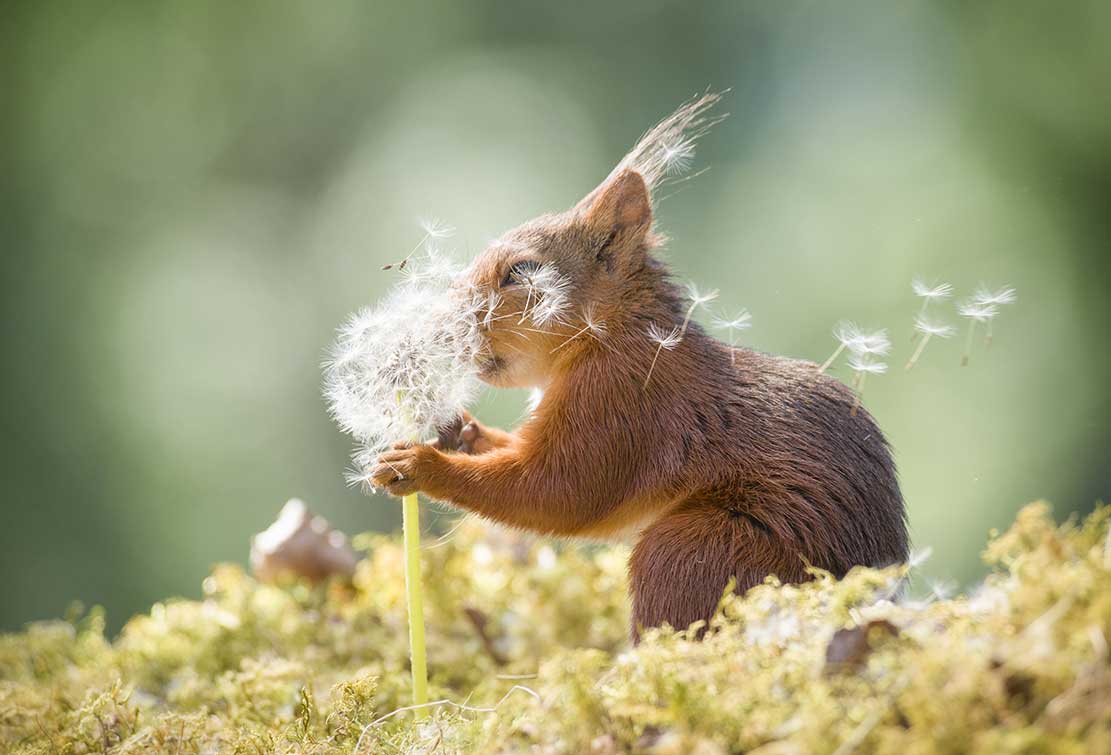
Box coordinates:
[2,1,1108,633]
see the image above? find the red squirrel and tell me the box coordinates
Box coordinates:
[370,93,908,639]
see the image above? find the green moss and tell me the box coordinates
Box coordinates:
[2,505,1109,754]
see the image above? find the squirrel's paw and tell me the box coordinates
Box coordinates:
[433,413,498,455]
[371,444,440,497]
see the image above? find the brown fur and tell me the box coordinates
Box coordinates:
[372,100,908,641]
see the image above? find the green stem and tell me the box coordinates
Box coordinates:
[402,490,429,718]
[396,389,429,718]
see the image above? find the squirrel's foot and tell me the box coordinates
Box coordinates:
[371,444,442,497]
[434,412,500,455]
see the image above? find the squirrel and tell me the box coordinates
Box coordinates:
[370,93,908,640]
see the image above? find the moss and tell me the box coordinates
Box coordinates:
[2,505,1109,754]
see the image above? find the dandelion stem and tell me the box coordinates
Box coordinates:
[643,343,666,390]
[817,343,845,374]
[851,372,866,417]
[397,393,428,719]
[402,490,429,718]
[961,321,976,366]
[984,319,994,348]
[905,333,931,371]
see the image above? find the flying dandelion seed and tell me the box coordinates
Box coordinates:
[680,283,719,335]
[972,284,1016,347]
[643,323,682,389]
[817,323,888,374]
[713,310,752,365]
[382,219,457,271]
[911,278,953,340]
[905,316,956,371]
[848,356,887,417]
[957,300,998,366]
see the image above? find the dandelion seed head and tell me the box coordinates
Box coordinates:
[913,316,956,338]
[848,356,888,375]
[973,284,1016,306]
[959,301,998,322]
[647,323,683,350]
[911,279,954,300]
[324,253,485,481]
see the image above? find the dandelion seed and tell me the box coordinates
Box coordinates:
[847,356,886,417]
[659,141,695,175]
[957,300,998,366]
[713,310,752,365]
[911,278,954,341]
[912,278,954,308]
[817,323,888,374]
[643,323,682,389]
[907,546,933,570]
[679,283,719,335]
[382,219,457,271]
[905,316,955,371]
[551,304,607,353]
[614,90,726,191]
[972,284,1016,347]
[516,263,571,327]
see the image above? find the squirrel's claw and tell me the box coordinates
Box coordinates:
[371,444,438,497]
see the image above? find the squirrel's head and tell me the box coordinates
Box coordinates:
[463,92,725,389]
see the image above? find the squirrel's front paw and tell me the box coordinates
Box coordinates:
[435,412,499,455]
[371,444,441,497]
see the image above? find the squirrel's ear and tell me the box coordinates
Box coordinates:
[579,169,653,261]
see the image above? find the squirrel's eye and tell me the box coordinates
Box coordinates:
[501,259,540,288]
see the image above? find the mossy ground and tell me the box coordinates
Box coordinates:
[2,502,1109,754]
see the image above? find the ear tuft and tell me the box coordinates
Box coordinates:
[583,168,652,240]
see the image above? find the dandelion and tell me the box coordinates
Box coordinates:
[324,249,483,715]
[904,316,955,370]
[972,284,1016,347]
[848,355,887,417]
[817,323,889,374]
[713,310,752,365]
[382,218,456,271]
[957,300,998,366]
[643,323,682,389]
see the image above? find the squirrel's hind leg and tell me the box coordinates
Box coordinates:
[628,499,810,643]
